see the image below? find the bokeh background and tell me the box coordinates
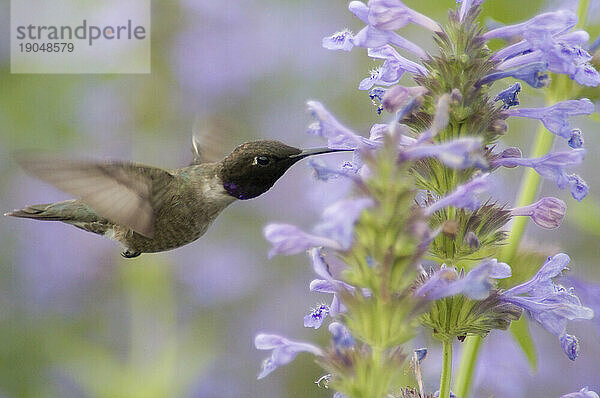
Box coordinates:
[1,0,599,397]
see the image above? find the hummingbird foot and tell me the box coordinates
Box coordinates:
[121,249,141,258]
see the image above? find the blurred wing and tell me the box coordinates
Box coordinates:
[16,155,175,238]
[190,117,230,165]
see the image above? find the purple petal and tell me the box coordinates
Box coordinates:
[568,174,589,201]
[255,334,288,350]
[561,387,600,398]
[458,0,484,22]
[573,63,600,87]
[483,10,578,40]
[493,149,586,200]
[314,198,375,249]
[507,99,594,139]
[425,173,490,216]
[505,253,571,297]
[304,304,330,329]
[367,0,441,32]
[264,224,342,258]
[255,334,323,379]
[560,333,580,361]
[328,322,355,349]
[368,45,428,75]
[414,267,459,300]
[307,101,378,149]
[402,137,484,169]
[322,29,355,51]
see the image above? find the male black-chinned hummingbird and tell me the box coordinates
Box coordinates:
[6,136,350,258]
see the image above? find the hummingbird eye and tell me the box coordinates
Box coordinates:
[254,155,271,166]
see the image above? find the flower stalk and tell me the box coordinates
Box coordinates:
[255,1,598,397]
[439,340,453,398]
[454,1,594,394]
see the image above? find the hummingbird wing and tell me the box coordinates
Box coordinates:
[190,117,230,165]
[16,155,175,238]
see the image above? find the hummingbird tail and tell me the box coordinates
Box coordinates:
[5,203,67,220]
[5,199,101,223]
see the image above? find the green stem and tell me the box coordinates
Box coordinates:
[576,0,590,29]
[439,340,453,398]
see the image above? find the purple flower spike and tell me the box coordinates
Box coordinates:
[561,388,600,398]
[492,149,587,200]
[329,322,355,349]
[349,1,428,58]
[560,333,579,361]
[264,224,343,258]
[322,29,355,51]
[304,304,330,329]
[255,334,323,379]
[507,99,595,139]
[366,0,441,32]
[424,173,490,216]
[482,10,578,41]
[307,101,379,149]
[510,197,566,229]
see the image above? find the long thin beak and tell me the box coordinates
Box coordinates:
[289,147,354,159]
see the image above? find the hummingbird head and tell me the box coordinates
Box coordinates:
[218,140,351,200]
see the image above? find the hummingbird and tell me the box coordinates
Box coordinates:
[6,138,350,258]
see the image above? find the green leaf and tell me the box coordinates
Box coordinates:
[509,315,538,371]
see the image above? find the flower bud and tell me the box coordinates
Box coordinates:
[465,231,480,249]
[510,197,566,229]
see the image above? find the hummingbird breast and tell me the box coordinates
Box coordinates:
[112,165,236,253]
